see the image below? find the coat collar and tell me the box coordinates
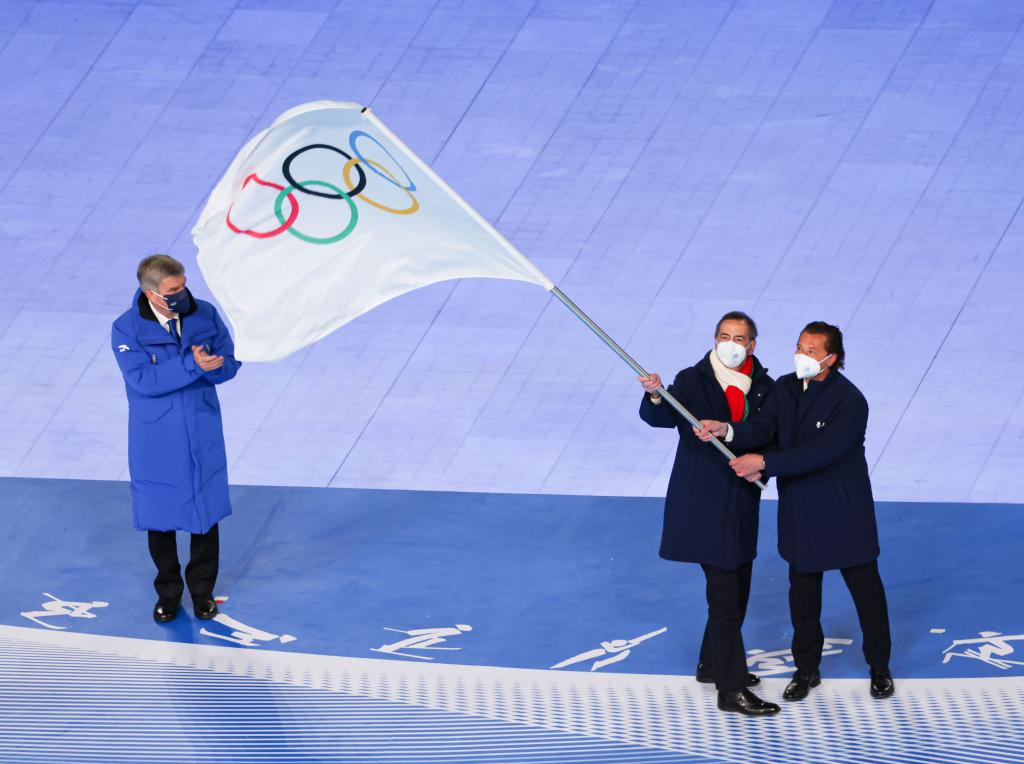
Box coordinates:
[787,369,842,431]
[131,288,200,346]
[799,368,841,396]
[697,352,771,421]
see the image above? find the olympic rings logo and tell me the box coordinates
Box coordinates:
[225,130,420,245]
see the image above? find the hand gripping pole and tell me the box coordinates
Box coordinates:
[549,286,767,491]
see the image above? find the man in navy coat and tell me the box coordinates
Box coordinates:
[699,321,894,701]
[111,255,241,624]
[638,312,779,716]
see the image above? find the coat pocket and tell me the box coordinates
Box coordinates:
[135,398,173,423]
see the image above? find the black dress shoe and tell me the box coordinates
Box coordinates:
[695,663,761,687]
[717,689,780,716]
[870,671,895,698]
[192,597,219,620]
[153,597,180,624]
[783,670,821,701]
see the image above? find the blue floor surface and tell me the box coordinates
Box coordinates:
[3,477,1022,681]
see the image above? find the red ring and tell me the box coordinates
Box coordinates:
[226,173,299,238]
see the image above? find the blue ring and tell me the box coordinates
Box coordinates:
[349,130,416,192]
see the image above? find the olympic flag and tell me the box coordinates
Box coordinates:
[192,100,765,489]
[192,100,552,362]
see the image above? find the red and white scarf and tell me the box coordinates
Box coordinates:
[709,350,753,422]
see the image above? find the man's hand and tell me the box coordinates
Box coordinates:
[694,419,728,441]
[193,345,224,372]
[729,453,764,479]
[637,374,663,395]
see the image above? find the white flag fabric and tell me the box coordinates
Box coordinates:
[192,101,553,362]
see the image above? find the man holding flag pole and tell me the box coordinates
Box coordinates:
[638,312,779,717]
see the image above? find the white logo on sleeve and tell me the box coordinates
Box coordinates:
[816,421,826,429]
[117,344,130,353]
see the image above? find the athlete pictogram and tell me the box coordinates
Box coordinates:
[225,129,419,245]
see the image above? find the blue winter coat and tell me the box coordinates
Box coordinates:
[729,371,879,573]
[111,290,241,533]
[640,352,774,570]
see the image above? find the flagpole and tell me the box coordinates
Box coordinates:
[549,286,767,491]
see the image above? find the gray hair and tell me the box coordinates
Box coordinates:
[137,254,185,292]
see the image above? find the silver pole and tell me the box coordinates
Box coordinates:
[550,286,767,491]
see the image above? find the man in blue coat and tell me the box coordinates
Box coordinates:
[111,255,241,624]
[638,312,779,716]
[698,321,894,701]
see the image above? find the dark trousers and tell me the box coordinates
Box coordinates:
[698,562,753,692]
[147,524,219,602]
[789,560,891,675]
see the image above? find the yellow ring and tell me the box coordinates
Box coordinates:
[343,158,419,215]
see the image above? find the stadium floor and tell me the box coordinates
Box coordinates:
[1,477,1022,763]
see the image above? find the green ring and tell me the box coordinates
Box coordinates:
[274,181,358,244]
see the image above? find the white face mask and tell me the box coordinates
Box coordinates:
[794,352,834,380]
[715,340,750,369]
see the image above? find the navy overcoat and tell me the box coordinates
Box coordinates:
[111,290,241,533]
[640,352,774,570]
[730,371,879,573]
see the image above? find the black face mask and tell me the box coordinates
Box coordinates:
[155,287,193,314]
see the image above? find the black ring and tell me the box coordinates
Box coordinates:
[282,144,367,199]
